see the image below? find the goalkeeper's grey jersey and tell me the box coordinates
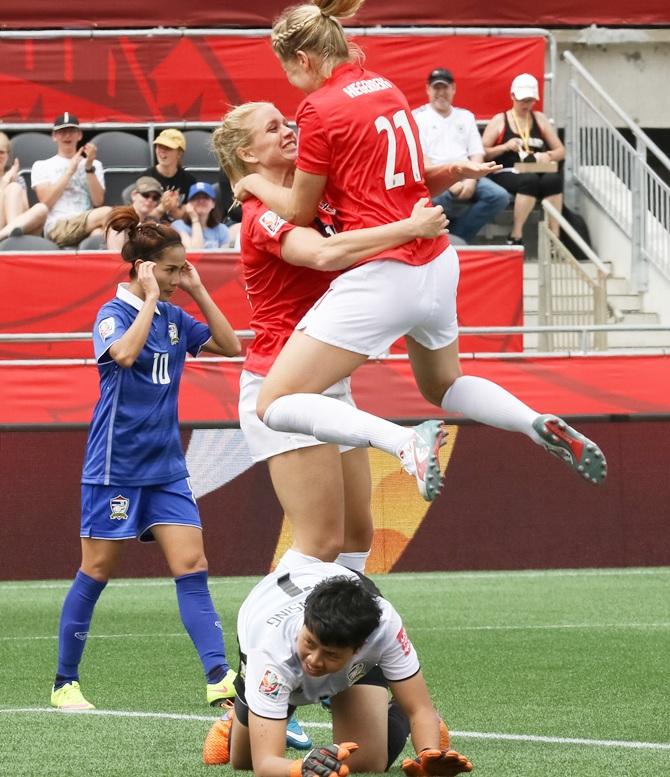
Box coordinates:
[237,552,420,719]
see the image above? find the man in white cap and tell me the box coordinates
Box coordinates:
[31,112,111,248]
[413,69,510,244]
[481,73,565,245]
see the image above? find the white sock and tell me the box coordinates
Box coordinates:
[275,548,321,573]
[264,393,413,457]
[335,550,371,573]
[442,375,542,441]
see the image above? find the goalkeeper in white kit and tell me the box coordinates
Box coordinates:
[203,549,472,777]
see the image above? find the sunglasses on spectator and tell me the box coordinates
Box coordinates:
[139,191,161,202]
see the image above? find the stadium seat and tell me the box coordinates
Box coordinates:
[183,130,219,184]
[78,233,106,251]
[121,183,134,204]
[183,130,216,167]
[10,131,54,168]
[89,131,152,207]
[10,131,55,205]
[0,234,60,251]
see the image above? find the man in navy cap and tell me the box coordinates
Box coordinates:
[171,181,231,249]
[31,112,111,248]
[413,70,509,244]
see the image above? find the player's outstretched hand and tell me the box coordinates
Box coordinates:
[457,160,502,179]
[290,742,359,777]
[402,748,473,777]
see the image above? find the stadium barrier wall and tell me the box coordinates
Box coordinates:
[0,35,544,123]
[1,1,666,28]
[1,419,669,580]
[0,249,523,361]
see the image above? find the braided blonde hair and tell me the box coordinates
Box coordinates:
[271,0,365,76]
[211,102,275,184]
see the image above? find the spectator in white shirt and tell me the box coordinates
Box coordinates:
[31,113,111,248]
[413,69,509,244]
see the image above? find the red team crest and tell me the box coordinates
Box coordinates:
[258,668,287,698]
[396,627,412,656]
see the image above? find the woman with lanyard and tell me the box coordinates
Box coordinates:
[233,0,607,496]
[482,73,565,246]
[50,208,241,712]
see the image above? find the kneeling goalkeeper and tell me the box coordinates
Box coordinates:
[203,549,472,776]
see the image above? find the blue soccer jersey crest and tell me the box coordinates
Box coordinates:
[82,284,211,486]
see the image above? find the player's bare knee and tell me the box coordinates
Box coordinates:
[79,562,112,582]
[171,554,208,577]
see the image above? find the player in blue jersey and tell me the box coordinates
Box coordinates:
[50,206,241,712]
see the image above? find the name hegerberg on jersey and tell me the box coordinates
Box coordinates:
[342,77,393,99]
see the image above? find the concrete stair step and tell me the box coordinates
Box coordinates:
[522,275,628,296]
[524,311,661,326]
[522,331,670,350]
[523,261,614,280]
[524,292,643,313]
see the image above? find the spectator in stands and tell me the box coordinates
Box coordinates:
[218,168,242,248]
[0,131,48,241]
[31,113,111,248]
[106,176,164,251]
[413,68,510,244]
[142,129,196,223]
[172,182,231,249]
[482,73,565,245]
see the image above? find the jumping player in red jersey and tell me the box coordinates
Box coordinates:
[233,0,607,499]
[213,101,446,567]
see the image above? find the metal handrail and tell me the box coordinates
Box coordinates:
[541,200,609,275]
[2,324,668,344]
[563,51,670,171]
[2,346,669,368]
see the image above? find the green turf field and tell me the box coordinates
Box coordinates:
[1,567,669,776]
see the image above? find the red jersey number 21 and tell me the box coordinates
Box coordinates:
[374,109,422,190]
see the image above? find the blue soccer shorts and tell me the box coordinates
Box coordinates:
[80,478,201,543]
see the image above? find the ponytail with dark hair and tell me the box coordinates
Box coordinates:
[105,206,183,277]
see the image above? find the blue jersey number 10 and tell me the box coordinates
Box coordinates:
[152,352,171,385]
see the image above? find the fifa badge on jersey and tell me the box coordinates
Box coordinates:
[98,316,116,340]
[168,322,180,345]
[259,209,286,237]
[395,627,412,657]
[347,661,367,684]
[109,494,130,521]
[258,668,288,699]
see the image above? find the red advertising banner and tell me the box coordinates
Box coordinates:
[0,1,667,28]
[1,355,669,426]
[0,248,523,360]
[0,35,544,123]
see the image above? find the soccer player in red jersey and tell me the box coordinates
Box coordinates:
[234,0,607,497]
[213,101,446,565]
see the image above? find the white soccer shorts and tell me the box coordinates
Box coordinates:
[297,244,459,357]
[238,369,356,462]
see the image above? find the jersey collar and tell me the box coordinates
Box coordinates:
[116,283,162,315]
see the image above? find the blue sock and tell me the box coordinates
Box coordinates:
[55,570,107,686]
[175,571,229,681]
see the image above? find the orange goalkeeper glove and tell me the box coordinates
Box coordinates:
[290,742,359,777]
[402,748,473,777]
